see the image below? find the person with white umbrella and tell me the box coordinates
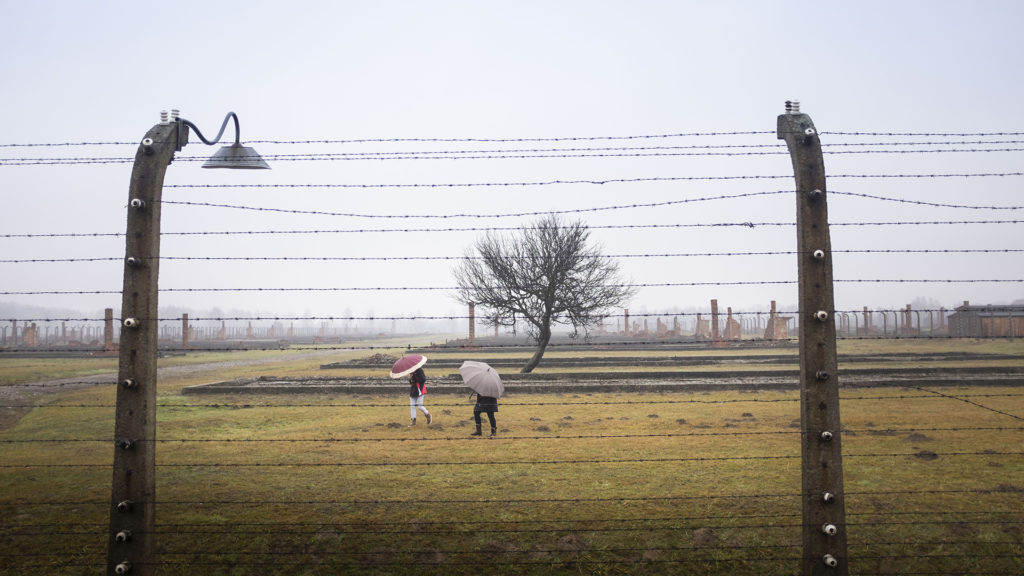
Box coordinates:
[459,361,504,438]
[470,393,498,437]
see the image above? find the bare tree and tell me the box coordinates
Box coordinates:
[453,214,634,373]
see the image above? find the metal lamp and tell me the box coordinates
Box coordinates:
[177,111,270,169]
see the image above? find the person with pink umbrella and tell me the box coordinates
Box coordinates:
[391,354,432,427]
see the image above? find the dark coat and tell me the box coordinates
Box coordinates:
[409,368,426,398]
[473,394,498,413]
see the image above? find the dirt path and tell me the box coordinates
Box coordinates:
[0,349,345,430]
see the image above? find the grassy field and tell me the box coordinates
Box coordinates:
[0,339,1022,575]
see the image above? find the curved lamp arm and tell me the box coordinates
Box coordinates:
[178,112,241,146]
[172,111,269,169]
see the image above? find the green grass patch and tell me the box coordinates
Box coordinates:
[1,339,1022,574]
[1,380,1021,575]
[0,356,118,385]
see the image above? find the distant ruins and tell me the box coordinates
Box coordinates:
[3,298,1017,351]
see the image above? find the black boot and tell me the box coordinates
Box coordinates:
[489,426,497,437]
[470,423,482,436]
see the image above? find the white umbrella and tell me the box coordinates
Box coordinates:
[458,360,505,398]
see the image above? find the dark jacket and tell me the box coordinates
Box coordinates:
[409,368,426,398]
[473,394,498,413]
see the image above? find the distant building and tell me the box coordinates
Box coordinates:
[763,300,790,341]
[947,301,1024,338]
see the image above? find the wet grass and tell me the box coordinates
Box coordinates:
[0,355,119,384]
[1,377,1021,575]
[1,339,1022,574]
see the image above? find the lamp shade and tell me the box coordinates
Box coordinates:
[202,143,270,169]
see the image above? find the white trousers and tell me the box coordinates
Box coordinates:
[410,396,430,419]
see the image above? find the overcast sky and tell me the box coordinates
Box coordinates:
[1,1,1022,331]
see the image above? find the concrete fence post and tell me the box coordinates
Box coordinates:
[182,313,190,350]
[778,101,849,576]
[106,120,184,576]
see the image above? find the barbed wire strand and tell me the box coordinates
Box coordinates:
[5,248,1024,265]
[5,218,1024,240]
[3,130,1024,149]
[0,304,1018,322]
[4,332,1024,355]
[3,425,1020,444]
[6,145,1024,166]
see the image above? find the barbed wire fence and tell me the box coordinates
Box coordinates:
[0,108,1022,575]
